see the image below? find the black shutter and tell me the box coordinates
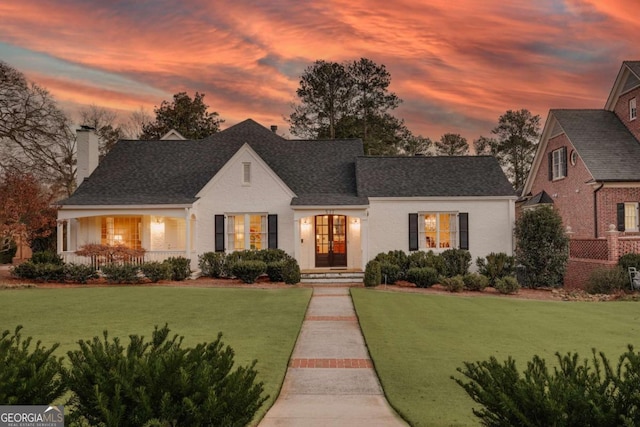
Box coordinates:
[562,147,568,177]
[268,214,278,249]
[459,213,469,250]
[548,152,553,181]
[617,203,626,232]
[409,213,418,251]
[215,215,225,252]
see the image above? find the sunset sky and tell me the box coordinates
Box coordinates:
[1,0,638,142]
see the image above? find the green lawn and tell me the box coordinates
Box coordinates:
[352,288,640,427]
[0,286,312,424]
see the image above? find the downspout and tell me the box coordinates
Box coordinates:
[593,182,604,238]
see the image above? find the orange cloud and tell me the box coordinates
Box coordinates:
[0,0,637,141]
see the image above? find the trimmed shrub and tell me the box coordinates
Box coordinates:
[257,249,290,264]
[101,263,141,284]
[408,250,446,275]
[585,266,628,295]
[494,276,520,294]
[231,260,267,284]
[63,325,268,427]
[0,326,65,405]
[476,252,515,286]
[11,261,65,282]
[266,260,286,282]
[64,263,98,284]
[463,273,489,291]
[164,256,191,281]
[140,261,172,283]
[442,275,465,292]
[515,206,568,288]
[31,250,63,265]
[441,249,471,277]
[364,260,382,287]
[281,258,301,285]
[618,253,640,273]
[453,345,640,426]
[198,252,226,278]
[379,262,402,284]
[406,267,440,288]
[374,250,409,274]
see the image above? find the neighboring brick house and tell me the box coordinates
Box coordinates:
[522,61,640,288]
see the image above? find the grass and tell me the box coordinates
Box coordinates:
[0,286,312,424]
[351,288,640,427]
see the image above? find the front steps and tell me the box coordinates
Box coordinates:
[300,269,364,284]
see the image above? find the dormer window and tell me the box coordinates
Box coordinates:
[242,162,251,185]
[631,98,637,121]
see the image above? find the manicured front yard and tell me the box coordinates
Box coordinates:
[0,286,311,424]
[352,288,640,427]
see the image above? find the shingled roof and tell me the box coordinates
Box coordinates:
[58,119,364,206]
[356,156,516,197]
[551,109,640,181]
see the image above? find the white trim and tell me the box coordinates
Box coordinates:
[367,196,517,202]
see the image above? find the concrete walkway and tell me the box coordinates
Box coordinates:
[259,285,407,427]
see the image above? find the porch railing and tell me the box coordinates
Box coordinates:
[60,251,190,269]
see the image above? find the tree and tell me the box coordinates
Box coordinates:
[474,109,541,189]
[514,205,568,288]
[401,134,432,156]
[289,60,353,140]
[435,133,469,156]
[140,92,223,140]
[0,171,57,255]
[79,104,126,156]
[288,58,407,154]
[348,58,401,142]
[0,61,76,196]
[121,107,152,139]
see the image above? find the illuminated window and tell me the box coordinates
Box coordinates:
[420,213,457,249]
[227,214,266,250]
[101,217,141,249]
[631,98,637,121]
[625,203,639,232]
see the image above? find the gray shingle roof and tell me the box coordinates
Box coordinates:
[551,109,640,181]
[58,119,364,206]
[356,156,516,197]
[624,61,640,78]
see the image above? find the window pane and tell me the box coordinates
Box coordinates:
[424,214,437,248]
[101,217,141,249]
[233,215,245,250]
[625,203,637,230]
[249,214,263,249]
[439,213,451,248]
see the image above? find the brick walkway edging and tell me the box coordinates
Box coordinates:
[289,358,373,368]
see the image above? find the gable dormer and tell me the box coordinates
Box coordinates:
[605,61,640,141]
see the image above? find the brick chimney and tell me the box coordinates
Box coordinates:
[76,126,100,188]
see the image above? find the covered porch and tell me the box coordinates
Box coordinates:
[56,206,197,266]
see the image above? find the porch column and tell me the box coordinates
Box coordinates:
[293,218,301,262]
[360,216,369,270]
[185,209,192,260]
[66,219,72,253]
[57,220,65,254]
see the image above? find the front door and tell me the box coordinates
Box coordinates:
[315,215,347,268]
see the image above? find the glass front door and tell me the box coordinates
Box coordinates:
[315,215,347,267]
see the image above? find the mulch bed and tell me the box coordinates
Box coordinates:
[0,265,634,302]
